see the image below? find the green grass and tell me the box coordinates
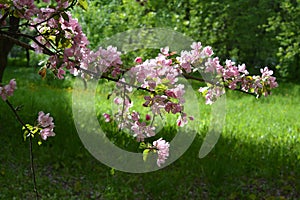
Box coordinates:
[0,64,300,199]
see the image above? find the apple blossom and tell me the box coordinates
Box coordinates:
[0,2,279,168]
[153,138,170,167]
[0,79,17,101]
[37,111,55,140]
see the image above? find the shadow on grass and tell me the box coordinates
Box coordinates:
[1,117,299,199]
[1,65,299,199]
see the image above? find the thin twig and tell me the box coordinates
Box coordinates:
[5,100,39,199]
[29,135,39,200]
[182,73,257,97]
[0,10,9,25]
[78,68,155,94]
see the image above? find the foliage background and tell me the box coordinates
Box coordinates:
[68,0,300,81]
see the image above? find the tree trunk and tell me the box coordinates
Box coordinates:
[0,16,20,83]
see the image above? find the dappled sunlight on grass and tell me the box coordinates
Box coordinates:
[1,66,299,199]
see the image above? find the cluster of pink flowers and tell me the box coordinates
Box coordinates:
[0,79,17,101]
[108,93,157,142]
[11,1,124,80]
[103,48,195,147]
[175,42,278,104]
[33,9,90,78]
[12,0,39,20]
[1,2,279,167]
[130,47,194,125]
[2,0,95,79]
[102,42,278,166]
[152,138,170,167]
[37,111,55,140]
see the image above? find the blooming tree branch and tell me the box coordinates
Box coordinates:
[0,1,278,193]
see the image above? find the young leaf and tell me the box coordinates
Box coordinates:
[23,131,28,141]
[78,0,88,11]
[139,142,146,149]
[143,149,150,161]
[110,168,115,175]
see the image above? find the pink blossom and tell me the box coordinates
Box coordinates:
[150,95,167,114]
[37,111,55,140]
[143,96,152,107]
[97,46,122,67]
[165,102,182,114]
[260,67,278,90]
[199,86,225,105]
[38,111,54,128]
[267,76,278,89]
[134,57,143,64]
[201,46,214,57]
[114,97,122,105]
[177,51,193,73]
[57,0,69,9]
[103,113,111,122]
[176,114,194,127]
[13,0,39,20]
[0,4,8,9]
[238,64,249,75]
[131,121,155,142]
[40,127,55,140]
[111,66,122,77]
[223,60,240,80]
[191,42,202,51]
[145,114,151,121]
[153,138,170,167]
[0,79,17,101]
[170,84,185,102]
[160,46,169,55]
[204,57,223,73]
[0,87,6,101]
[165,90,177,98]
[64,48,74,57]
[57,68,66,79]
[177,113,189,127]
[131,111,140,121]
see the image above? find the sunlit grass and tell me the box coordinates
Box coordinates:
[1,65,299,199]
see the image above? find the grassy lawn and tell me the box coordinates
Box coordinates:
[0,64,300,199]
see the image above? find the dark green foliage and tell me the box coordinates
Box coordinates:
[70,0,299,82]
[265,0,300,82]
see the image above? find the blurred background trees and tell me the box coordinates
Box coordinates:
[10,0,300,82]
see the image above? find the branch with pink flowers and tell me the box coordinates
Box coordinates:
[0,1,279,198]
[0,79,55,200]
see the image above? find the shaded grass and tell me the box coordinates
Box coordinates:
[0,65,300,199]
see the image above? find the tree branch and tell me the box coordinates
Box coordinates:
[0,10,9,25]
[0,31,54,55]
[5,100,39,199]
[0,33,35,51]
[182,73,257,97]
[79,67,155,94]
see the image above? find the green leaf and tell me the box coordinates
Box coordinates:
[110,168,115,175]
[23,131,28,141]
[78,0,88,11]
[155,84,168,95]
[143,149,150,161]
[61,12,69,22]
[139,142,147,149]
[23,124,33,141]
